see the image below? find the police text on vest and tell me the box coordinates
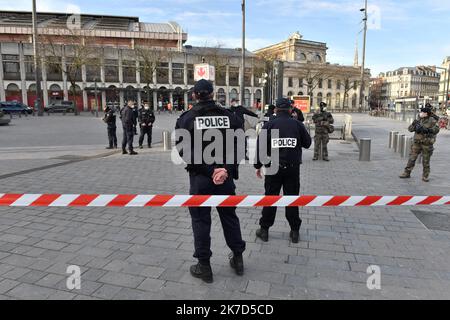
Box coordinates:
[196,116,230,130]
[271,138,297,148]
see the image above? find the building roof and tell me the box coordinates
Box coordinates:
[184,46,256,58]
[0,10,185,34]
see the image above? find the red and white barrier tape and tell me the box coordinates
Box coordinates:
[0,194,449,207]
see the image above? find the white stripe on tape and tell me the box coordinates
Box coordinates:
[164,195,192,207]
[306,196,334,207]
[372,196,398,206]
[237,196,264,207]
[87,195,117,207]
[125,195,155,207]
[340,196,367,207]
[11,194,42,206]
[49,194,80,206]
[202,196,229,207]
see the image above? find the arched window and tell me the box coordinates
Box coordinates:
[217,88,226,106]
[317,92,323,106]
[244,89,251,108]
[229,89,238,103]
[336,93,341,108]
[28,83,37,92]
[314,55,322,63]
[300,53,307,61]
[49,84,62,92]
[352,93,357,108]
[287,91,293,98]
[326,93,332,106]
[298,91,304,96]
[6,83,20,92]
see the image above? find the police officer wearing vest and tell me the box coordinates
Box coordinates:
[255,98,312,243]
[175,79,246,283]
[138,102,156,149]
[120,99,138,155]
[312,102,334,161]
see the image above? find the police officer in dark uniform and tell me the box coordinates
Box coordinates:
[175,80,246,283]
[103,105,117,149]
[120,99,138,155]
[138,102,156,149]
[255,98,312,243]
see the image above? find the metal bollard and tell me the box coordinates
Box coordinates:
[397,134,405,154]
[359,138,371,161]
[402,136,412,158]
[162,130,171,151]
[389,131,399,149]
[392,132,400,152]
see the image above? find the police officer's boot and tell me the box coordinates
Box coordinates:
[190,262,213,283]
[122,149,128,155]
[399,171,411,179]
[229,253,244,276]
[290,230,300,244]
[256,228,269,242]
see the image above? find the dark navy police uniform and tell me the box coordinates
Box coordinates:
[255,98,312,235]
[175,99,246,266]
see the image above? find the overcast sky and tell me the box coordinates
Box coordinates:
[1,0,449,76]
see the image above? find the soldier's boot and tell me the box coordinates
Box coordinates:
[290,230,300,244]
[323,157,330,162]
[399,171,411,179]
[190,262,213,283]
[422,174,430,182]
[256,228,269,242]
[229,253,244,276]
[312,155,319,161]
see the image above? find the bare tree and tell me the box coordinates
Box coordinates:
[135,44,171,104]
[296,63,333,108]
[41,30,100,115]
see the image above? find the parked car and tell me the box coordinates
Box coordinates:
[0,101,33,115]
[0,109,11,125]
[44,101,75,113]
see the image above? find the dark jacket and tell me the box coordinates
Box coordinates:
[138,108,156,126]
[103,108,116,129]
[120,106,135,130]
[230,105,258,129]
[255,111,312,169]
[175,100,243,179]
[291,108,305,123]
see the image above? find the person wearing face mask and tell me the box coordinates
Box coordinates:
[120,99,138,155]
[312,102,334,161]
[103,105,117,149]
[138,102,156,149]
[400,104,440,182]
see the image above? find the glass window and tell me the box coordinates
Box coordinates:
[2,54,20,80]
[229,67,239,86]
[122,60,136,83]
[46,56,63,81]
[172,63,184,85]
[104,59,119,82]
[328,79,332,89]
[157,62,169,84]
[288,77,293,87]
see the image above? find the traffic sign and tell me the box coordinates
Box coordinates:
[194,64,215,82]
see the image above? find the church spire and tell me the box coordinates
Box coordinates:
[354,39,359,67]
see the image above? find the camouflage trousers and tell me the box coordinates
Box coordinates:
[314,133,330,159]
[405,142,434,177]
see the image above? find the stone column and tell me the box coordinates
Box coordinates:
[0,45,5,101]
[41,57,48,108]
[226,65,230,106]
[62,46,69,101]
[19,43,27,103]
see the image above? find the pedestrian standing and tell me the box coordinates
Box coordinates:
[312,102,334,161]
[138,102,156,149]
[254,98,312,243]
[120,99,138,155]
[103,105,117,149]
[399,104,440,182]
[175,80,246,283]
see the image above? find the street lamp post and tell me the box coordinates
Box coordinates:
[32,0,43,116]
[359,0,368,112]
[94,78,98,118]
[240,0,246,107]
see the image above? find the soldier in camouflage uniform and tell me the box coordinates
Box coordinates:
[312,102,334,161]
[400,104,440,182]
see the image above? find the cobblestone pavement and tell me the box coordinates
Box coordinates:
[0,112,449,300]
